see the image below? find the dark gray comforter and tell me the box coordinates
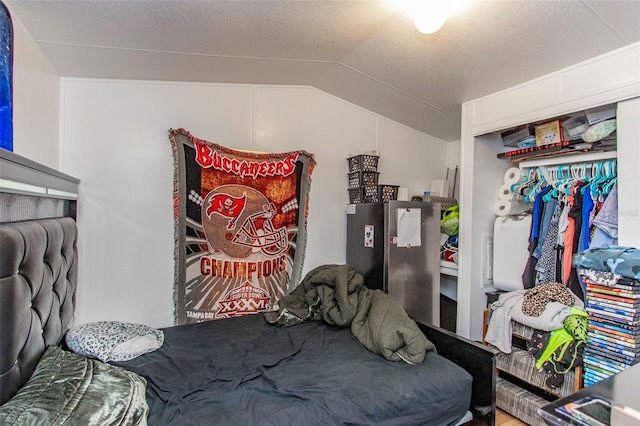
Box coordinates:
[115,314,472,426]
[264,264,435,364]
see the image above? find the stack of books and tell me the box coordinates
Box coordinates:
[583,280,640,386]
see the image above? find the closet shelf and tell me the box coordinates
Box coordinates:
[440,260,458,277]
[518,150,617,169]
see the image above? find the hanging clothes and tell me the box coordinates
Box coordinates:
[555,198,570,283]
[513,160,618,293]
[536,201,563,286]
[533,197,558,260]
[578,185,595,253]
[590,183,618,248]
[560,194,575,284]
[556,198,570,248]
[522,186,552,289]
[566,184,585,301]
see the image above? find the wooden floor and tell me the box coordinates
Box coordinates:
[496,408,529,425]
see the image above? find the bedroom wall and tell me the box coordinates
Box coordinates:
[11,15,60,169]
[59,79,449,328]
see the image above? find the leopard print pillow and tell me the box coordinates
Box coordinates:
[66,321,164,362]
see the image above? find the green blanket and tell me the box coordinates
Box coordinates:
[264,264,435,364]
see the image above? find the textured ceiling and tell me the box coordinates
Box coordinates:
[6,0,640,141]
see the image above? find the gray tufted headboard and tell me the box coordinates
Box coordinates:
[0,217,78,404]
[0,150,80,405]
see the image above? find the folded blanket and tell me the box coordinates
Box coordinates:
[572,246,640,280]
[265,264,434,364]
[485,288,583,353]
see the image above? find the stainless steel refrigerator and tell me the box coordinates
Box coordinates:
[346,201,441,326]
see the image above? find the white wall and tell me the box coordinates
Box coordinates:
[60,79,449,328]
[10,15,59,168]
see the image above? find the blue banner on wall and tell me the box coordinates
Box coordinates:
[0,1,12,152]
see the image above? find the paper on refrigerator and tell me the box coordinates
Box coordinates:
[397,208,421,248]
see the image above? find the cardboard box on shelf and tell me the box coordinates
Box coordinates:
[585,105,616,125]
[535,120,563,146]
[562,114,590,140]
[501,124,534,147]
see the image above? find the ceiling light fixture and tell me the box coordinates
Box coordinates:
[387,0,470,34]
[412,3,448,34]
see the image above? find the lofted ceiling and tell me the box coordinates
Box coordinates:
[5,0,640,142]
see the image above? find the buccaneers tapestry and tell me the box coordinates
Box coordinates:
[169,129,315,325]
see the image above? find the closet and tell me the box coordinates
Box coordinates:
[457,42,640,342]
[485,106,619,425]
[457,41,640,425]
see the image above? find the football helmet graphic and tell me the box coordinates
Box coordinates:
[201,184,288,258]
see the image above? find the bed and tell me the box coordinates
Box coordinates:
[113,312,469,425]
[0,149,497,426]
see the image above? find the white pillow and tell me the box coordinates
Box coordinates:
[66,321,164,362]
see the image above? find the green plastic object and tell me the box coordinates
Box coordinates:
[440,205,459,236]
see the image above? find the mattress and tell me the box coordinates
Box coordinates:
[115,314,472,426]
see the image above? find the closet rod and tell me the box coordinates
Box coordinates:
[518,151,617,169]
